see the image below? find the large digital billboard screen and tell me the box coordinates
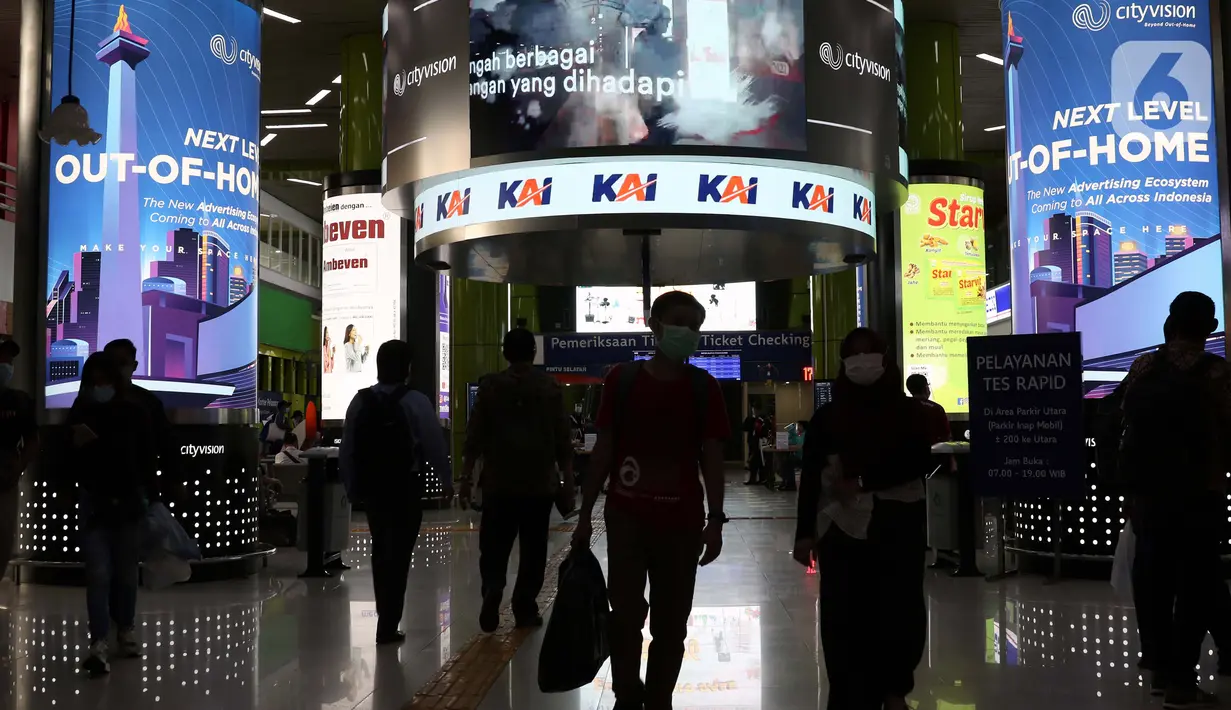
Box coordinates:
[467,0,806,154]
[321,192,405,421]
[44,0,261,409]
[900,183,987,414]
[1001,0,1222,366]
[577,282,756,333]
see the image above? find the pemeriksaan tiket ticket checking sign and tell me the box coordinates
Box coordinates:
[967,333,1085,499]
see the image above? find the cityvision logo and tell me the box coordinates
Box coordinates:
[180,444,225,457]
[818,42,890,81]
[853,195,873,225]
[592,173,658,202]
[698,175,757,204]
[498,178,552,209]
[792,182,835,213]
[210,34,260,78]
[437,189,471,219]
[1074,1,1196,30]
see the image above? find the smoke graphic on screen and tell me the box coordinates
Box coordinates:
[468,0,806,152]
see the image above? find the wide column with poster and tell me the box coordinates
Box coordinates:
[999,0,1228,557]
[25,0,264,574]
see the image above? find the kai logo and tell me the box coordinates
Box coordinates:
[498,178,553,209]
[853,195,872,225]
[697,175,758,204]
[792,182,834,213]
[592,173,658,202]
[436,189,471,220]
[414,204,424,231]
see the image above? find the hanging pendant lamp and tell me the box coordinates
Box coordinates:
[40,0,102,146]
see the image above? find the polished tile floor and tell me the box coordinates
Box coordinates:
[0,475,1224,709]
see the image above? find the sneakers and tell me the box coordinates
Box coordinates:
[1163,686,1217,709]
[514,614,544,629]
[115,628,141,659]
[82,639,110,677]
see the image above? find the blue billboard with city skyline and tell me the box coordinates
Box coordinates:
[45,0,261,408]
[1001,0,1223,386]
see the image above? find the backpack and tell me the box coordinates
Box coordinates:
[350,386,421,502]
[612,361,710,449]
[481,372,560,477]
[1120,354,1220,500]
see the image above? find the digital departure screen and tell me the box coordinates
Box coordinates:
[634,349,741,380]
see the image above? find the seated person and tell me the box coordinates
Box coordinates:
[274,433,304,465]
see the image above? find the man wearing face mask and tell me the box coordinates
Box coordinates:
[573,290,731,710]
[792,328,932,710]
[0,339,37,581]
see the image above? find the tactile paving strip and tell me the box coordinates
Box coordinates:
[403,517,606,710]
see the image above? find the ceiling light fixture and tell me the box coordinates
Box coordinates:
[260,133,278,146]
[265,123,328,129]
[305,89,332,106]
[263,8,301,23]
[333,75,342,85]
[984,125,1006,132]
[287,178,322,187]
[261,108,311,115]
[976,53,1004,66]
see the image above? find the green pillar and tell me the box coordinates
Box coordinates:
[339,34,383,172]
[905,22,964,161]
[450,280,509,462]
[811,271,859,379]
[510,284,540,331]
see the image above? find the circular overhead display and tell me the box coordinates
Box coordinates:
[44,0,261,409]
[383,0,903,283]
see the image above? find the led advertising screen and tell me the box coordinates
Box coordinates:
[577,282,756,333]
[321,193,404,420]
[1001,1,1222,363]
[900,184,987,413]
[437,273,451,419]
[44,0,261,409]
[467,0,806,154]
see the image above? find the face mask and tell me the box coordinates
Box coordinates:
[658,324,701,362]
[844,354,885,386]
[92,385,116,404]
[0,363,12,388]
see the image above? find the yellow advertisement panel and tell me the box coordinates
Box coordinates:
[900,183,988,414]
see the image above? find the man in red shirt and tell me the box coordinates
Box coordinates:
[574,290,731,710]
[906,374,951,444]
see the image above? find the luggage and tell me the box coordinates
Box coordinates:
[538,549,611,693]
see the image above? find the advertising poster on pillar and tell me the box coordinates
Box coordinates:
[899,184,987,414]
[321,193,404,421]
[1000,0,1223,393]
[44,0,261,409]
[437,273,451,420]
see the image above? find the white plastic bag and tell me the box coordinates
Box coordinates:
[143,549,191,590]
[1111,522,1136,601]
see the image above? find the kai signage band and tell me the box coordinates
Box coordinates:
[413,159,877,244]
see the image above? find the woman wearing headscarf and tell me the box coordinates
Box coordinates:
[68,352,157,677]
[792,328,933,710]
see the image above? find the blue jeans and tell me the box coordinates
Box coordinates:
[82,523,141,642]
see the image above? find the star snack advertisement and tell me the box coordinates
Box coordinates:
[1002,0,1223,383]
[900,184,987,414]
[466,0,806,154]
[45,0,261,409]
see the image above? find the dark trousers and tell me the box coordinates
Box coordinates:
[747,440,765,481]
[818,499,927,710]
[605,509,702,710]
[367,504,424,634]
[1136,495,1221,688]
[479,494,554,618]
